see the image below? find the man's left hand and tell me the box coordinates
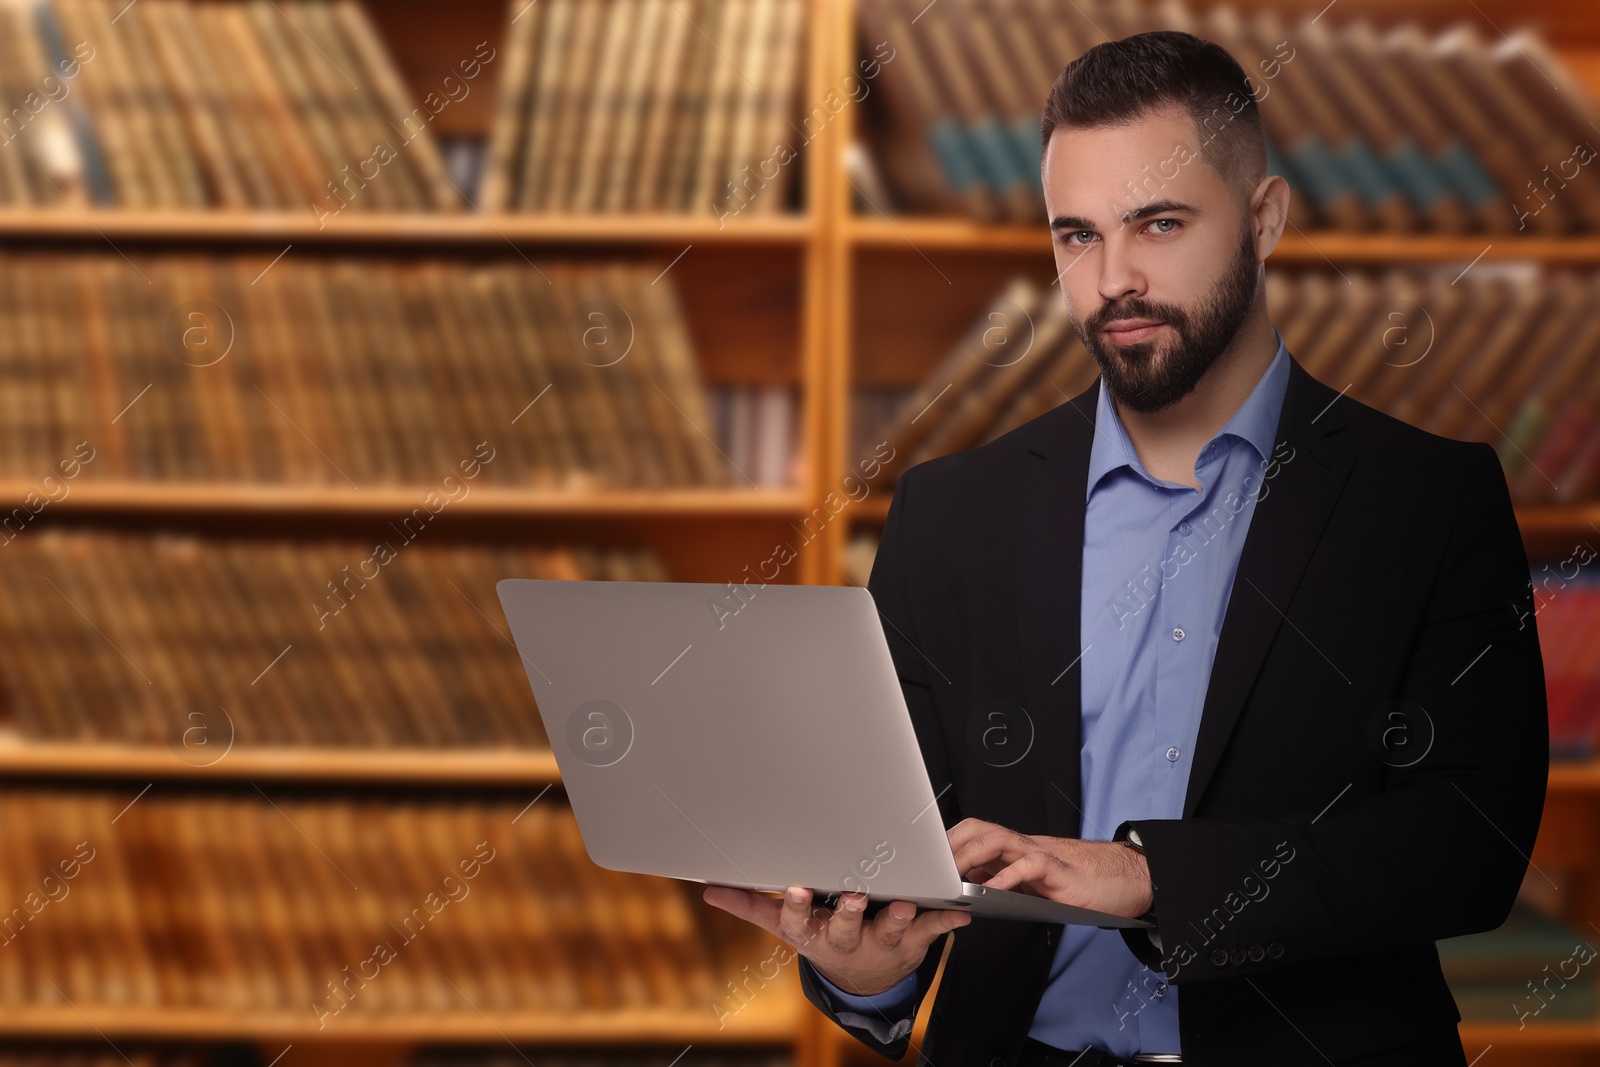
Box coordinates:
[947,818,1153,919]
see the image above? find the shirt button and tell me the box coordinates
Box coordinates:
[1165,747,1180,762]
[1178,521,1193,535]
[1172,627,1186,641]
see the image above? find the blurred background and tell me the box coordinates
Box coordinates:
[0,0,1595,1063]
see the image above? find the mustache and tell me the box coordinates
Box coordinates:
[1093,308,1179,330]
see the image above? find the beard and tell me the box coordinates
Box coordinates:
[1072,218,1260,415]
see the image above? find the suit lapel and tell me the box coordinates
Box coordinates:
[1011,377,1100,840]
[1181,357,1356,816]
[1009,355,1356,837]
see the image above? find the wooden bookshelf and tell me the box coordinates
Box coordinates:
[4,0,1599,1062]
[0,209,817,246]
[0,0,837,1063]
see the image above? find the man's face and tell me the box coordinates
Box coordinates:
[1043,104,1260,415]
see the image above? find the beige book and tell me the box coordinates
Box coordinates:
[191,3,297,206]
[625,0,696,211]
[100,0,208,206]
[167,0,279,206]
[746,0,804,214]
[244,1,353,209]
[599,0,667,211]
[710,0,774,217]
[332,0,460,209]
[540,0,607,210]
[143,0,245,206]
[517,0,577,209]
[478,0,543,210]
[291,0,410,212]
[568,0,640,211]
[686,0,751,213]
[660,0,724,212]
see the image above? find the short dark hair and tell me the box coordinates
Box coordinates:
[1039,31,1267,208]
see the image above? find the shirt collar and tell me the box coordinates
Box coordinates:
[1086,325,1291,500]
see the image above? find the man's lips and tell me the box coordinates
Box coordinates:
[1103,321,1165,345]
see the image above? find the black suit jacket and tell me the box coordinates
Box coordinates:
[797,355,1548,1066]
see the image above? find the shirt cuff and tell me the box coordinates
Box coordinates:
[816,967,917,1014]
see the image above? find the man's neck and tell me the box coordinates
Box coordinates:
[1113,311,1279,488]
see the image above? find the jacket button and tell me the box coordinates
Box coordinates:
[1230,947,1248,966]
[1210,948,1229,968]
[1267,941,1285,959]
[1248,943,1265,962]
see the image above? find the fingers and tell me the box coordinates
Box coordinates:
[907,904,973,950]
[702,885,781,936]
[822,890,870,953]
[982,851,1064,899]
[727,887,977,968]
[776,885,853,954]
[948,817,1031,881]
[871,898,918,950]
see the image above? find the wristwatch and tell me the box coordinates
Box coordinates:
[1119,827,1159,927]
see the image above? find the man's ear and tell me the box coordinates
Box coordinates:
[1250,173,1292,256]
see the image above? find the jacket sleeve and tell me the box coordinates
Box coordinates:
[796,464,964,1057]
[1118,442,1549,982]
[816,966,918,1014]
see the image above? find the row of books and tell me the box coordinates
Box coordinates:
[0,253,736,488]
[0,530,669,747]
[0,788,729,1015]
[707,385,801,489]
[2,0,811,218]
[857,267,1600,504]
[854,0,1597,233]
[1540,573,1600,757]
[0,0,455,211]
[0,1050,792,1066]
[480,0,807,217]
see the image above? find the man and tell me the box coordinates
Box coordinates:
[704,31,1547,1066]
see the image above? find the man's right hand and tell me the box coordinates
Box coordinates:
[703,883,972,997]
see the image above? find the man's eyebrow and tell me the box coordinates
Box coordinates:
[1050,199,1203,232]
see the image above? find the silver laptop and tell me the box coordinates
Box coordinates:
[496,578,1150,929]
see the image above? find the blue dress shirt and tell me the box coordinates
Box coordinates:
[816,330,1292,1056]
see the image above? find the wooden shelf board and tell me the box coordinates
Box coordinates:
[0,742,561,783]
[7,744,1599,791]
[1458,1020,1600,1046]
[1518,504,1600,557]
[1549,762,1600,790]
[0,210,816,246]
[847,217,1600,262]
[0,483,810,519]
[0,1002,799,1042]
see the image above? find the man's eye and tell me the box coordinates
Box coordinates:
[1063,231,1094,247]
[1148,219,1180,235]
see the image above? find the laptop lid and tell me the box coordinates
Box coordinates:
[496,578,967,901]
